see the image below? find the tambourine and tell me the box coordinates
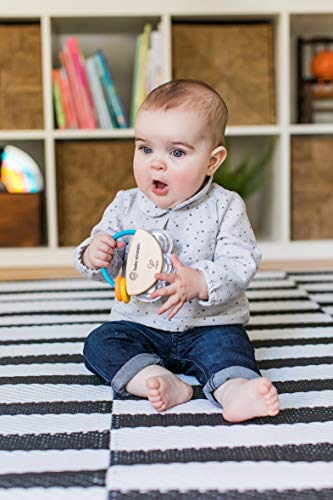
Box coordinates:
[101,228,174,303]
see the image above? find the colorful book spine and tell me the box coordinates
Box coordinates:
[96,50,128,128]
[60,38,96,129]
[130,24,152,125]
[130,34,142,127]
[93,53,118,128]
[86,56,113,129]
[52,70,65,129]
[60,50,86,128]
[146,25,163,93]
[66,37,96,123]
[58,68,78,128]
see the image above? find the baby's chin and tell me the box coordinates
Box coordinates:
[154,197,187,210]
[145,192,181,210]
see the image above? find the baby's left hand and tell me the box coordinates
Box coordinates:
[150,254,208,319]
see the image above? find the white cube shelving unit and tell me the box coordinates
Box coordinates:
[1,0,333,267]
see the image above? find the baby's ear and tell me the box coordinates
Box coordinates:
[207,146,227,176]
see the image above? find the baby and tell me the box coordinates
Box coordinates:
[74,79,280,422]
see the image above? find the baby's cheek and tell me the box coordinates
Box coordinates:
[173,171,192,192]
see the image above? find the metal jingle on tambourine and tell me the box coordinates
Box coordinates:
[150,229,173,254]
[138,283,160,302]
[162,254,173,273]
[137,253,173,302]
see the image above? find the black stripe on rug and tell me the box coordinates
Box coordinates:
[252,337,333,348]
[107,488,333,500]
[0,400,113,415]
[0,354,83,365]
[247,322,333,330]
[257,356,333,369]
[0,337,86,345]
[0,470,106,488]
[110,443,333,465]
[0,430,110,451]
[111,407,333,428]
[0,375,106,385]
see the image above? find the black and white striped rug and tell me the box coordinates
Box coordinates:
[0,270,333,499]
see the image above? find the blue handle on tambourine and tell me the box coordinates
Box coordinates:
[100,229,136,287]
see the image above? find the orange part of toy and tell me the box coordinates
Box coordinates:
[311,50,333,81]
[114,275,123,301]
[120,277,130,303]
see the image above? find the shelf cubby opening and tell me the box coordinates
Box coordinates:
[51,16,161,128]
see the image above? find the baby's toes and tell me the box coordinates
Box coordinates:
[258,377,272,395]
[268,404,280,416]
[148,388,160,398]
[153,400,165,411]
[267,396,280,414]
[149,395,162,403]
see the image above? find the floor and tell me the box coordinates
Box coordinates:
[1,270,332,497]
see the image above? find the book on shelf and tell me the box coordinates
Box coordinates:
[146,27,163,93]
[95,50,128,128]
[86,55,113,129]
[59,48,96,129]
[66,37,96,127]
[130,34,142,127]
[130,23,163,126]
[58,68,78,129]
[52,70,65,130]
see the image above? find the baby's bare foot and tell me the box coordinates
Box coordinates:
[215,377,280,423]
[146,374,193,412]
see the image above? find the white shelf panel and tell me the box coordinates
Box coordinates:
[226,125,281,136]
[260,240,333,261]
[289,124,333,135]
[0,130,46,140]
[53,129,135,140]
[0,247,74,268]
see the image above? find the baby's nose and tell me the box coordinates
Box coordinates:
[151,158,167,170]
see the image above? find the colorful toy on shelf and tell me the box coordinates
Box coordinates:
[311,49,333,86]
[0,145,44,193]
[101,228,174,303]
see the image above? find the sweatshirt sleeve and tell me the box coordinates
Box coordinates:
[191,192,262,307]
[73,191,126,282]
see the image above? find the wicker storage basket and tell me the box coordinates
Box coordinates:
[291,136,333,240]
[56,140,135,247]
[0,23,43,129]
[0,193,42,247]
[172,22,276,125]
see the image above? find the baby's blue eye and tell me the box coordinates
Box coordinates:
[171,149,185,158]
[140,146,152,155]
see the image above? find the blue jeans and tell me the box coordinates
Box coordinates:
[83,320,261,406]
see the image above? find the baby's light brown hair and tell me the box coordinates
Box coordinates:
[139,79,228,147]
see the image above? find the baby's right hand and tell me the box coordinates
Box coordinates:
[82,234,125,270]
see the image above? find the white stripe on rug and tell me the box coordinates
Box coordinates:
[111,420,333,450]
[0,450,110,474]
[0,488,106,500]
[106,462,333,492]
[0,313,109,325]
[0,384,113,403]
[0,413,111,436]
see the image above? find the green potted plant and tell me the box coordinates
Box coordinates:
[213,139,274,199]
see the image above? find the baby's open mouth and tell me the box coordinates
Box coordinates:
[152,180,169,195]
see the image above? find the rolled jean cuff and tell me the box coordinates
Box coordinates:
[203,366,261,407]
[111,353,163,397]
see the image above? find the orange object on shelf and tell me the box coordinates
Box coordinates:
[311,50,333,83]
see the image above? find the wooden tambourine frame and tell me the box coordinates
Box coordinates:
[101,229,165,303]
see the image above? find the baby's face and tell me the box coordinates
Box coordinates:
[134,108,217,209]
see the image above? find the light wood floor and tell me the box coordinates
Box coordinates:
[0,260,333,281]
